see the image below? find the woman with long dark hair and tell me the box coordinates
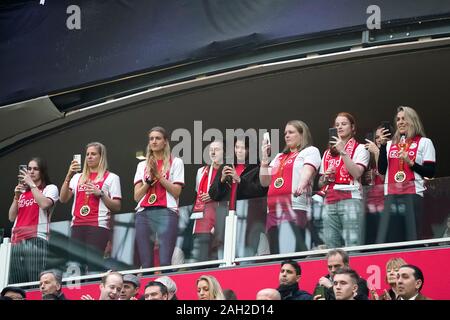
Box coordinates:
[9,157,58,283]
[209,136,268,257]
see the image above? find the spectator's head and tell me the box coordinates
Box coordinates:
[326,249,349,277]
[39,269,63,298]
[256,288,281,300]
[336,112,357,137]
[333,267,359,300]
[385,257,407,287]
[196,275,225,300]
[155,276,177,300]
[397,265,425,299]
[394,106,425,141]
[233,135,250,165]
[208,140,224,166]
[1,286,26,300]
[120,274,140,300]
[99,272,123,300]
[28,157,51,186]
[83,142,108,176]
[144,281,168,300]
[279,260,301,286]
[283,120,313,153]
[223,289,237,300]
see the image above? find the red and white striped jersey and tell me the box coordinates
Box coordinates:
[134,157,184,213]
[69,171,122,229]
[267,146,321,213]
[385,136,435,196]
[12,184,59,243]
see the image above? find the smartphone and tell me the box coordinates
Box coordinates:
[381,121,391,134]
[263,132,271,145]
[328,127,338,141]
[73,154,82,172]
[313,285,326,299]
[263,132,271,157]
[18,164,27,182]
[365,131,374,142]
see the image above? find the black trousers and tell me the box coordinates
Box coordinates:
[376,194,423,244]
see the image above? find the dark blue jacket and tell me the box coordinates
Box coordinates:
[277,283,312,301]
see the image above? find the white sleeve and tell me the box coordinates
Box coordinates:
[268,153,281,176]
[107,173,122,200]
[195,167,204,192]
[43,184,59,205]
[171,157,185,185]
[303,147,321,171]
[134,161,145,185]
[69,174,80,192]
[353,144,370,169]
[319,149,328,175]
[422,138,436,163]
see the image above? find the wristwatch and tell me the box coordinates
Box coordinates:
[99,190,105,198]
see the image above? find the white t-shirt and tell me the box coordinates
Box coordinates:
[69,172,122,229]
[268,146,322,211]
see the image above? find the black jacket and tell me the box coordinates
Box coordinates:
[208,164,268,203]
[277,283,312,301]
[314,274,369,300]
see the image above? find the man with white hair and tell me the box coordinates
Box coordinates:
[155,276,178,300]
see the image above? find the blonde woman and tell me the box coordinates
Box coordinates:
[377,106,436,243]
[196,275,225,300]
[260,120,321,254]
[134,127,185,268]
[371,257,407,300]
[60,142,122,272]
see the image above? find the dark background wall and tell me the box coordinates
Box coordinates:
[1,47,449,235]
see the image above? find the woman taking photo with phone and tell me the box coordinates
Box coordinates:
[377,106,436,243]
[134,127,184,268]
[8,158,59,283]
[319,112,370,248]
[209,136,268,257]
[260,120,321,254]
[60,142,122,273]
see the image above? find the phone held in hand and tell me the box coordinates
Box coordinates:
[365,131,374,142]
[263,132,271,157]
[381,121,391,135]
[313,285,326,299]
[18,164,27,181]
[73,154,82,172]
[328,127,338,142]
[263,132,271,145]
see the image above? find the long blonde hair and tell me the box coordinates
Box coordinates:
[282,120,313,153]
[196,275,225,300]
[146,127,171,176]
[80,142,108,184]
[392,106,426,143]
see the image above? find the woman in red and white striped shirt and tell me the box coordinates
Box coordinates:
[9,157,58,283]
